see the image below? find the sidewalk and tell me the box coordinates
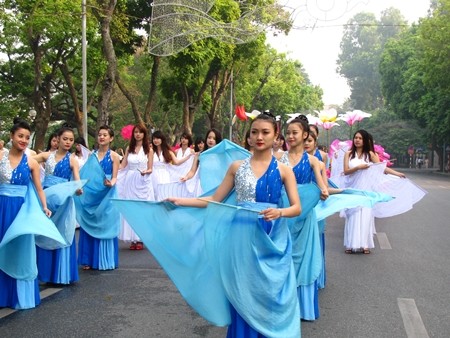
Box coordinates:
[395,167,450,177]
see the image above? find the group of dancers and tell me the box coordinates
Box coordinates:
[0,118,222,309]
[1,114,425,338]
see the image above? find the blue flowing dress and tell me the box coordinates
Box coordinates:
[37,152,79,284]
[77,150,119,270]
[225,157,300,337]
[313,148,327,289]
[0,154,40,309]
[279,151,322,321]
[112,155,300,338]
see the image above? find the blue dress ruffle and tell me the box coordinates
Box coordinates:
[313,148,327,289]
[112,153,300,338]
[37,152,79,284]
[75,150,119,270]
[0,154,65,309]
[279,151,321,320]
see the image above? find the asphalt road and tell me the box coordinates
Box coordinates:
[1,171,449,337]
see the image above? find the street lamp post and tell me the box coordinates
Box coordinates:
[82,0,88,147]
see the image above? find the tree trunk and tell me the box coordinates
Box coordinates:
[250,56,277,111]
[207,69,232,129]
[180,65,217,133]
[28,33,49,151]
[144,55,159,129]
[94,0,118,129]
[59,61,84,137]
[181,84,193,135]
[116,74,144,125]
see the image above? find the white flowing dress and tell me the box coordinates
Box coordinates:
[343,156,376,250]
[118,148,154,242]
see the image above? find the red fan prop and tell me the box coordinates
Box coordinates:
[120,124,134,141]
[235,105,247,121]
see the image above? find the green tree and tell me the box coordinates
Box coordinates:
[0,0,85,150]
[380,1,450,167]
[337,8,407,110]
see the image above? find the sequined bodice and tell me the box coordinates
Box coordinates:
[0,153,30,185]
[127,147,147,171]
[97,149,113,175]
[45,151,72,179]
[279,151,312,184]
[235,157,282,204]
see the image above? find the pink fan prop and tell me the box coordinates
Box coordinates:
[121,124,134,141]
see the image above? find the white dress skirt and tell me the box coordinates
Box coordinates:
[152,152,171,201]
[117,148,154,242]
[343,156,376,250]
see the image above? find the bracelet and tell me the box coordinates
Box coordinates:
[279,209,283,218]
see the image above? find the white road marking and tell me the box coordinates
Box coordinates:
[40,287,63,299]
[0,307,16,319]
[376,232,392,249]
[0,287,62,319]
[398,298,430,338]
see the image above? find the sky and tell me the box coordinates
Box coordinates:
[267,0,432,106]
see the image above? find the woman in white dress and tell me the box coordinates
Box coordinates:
[117,124,154,250]
[175,132,194,159]
[343,130,405,254]
[180,128,222,183]
[151,130,192,201]
[73,137,89,169]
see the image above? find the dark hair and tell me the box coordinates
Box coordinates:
[307,130,317,143]
[129,124,150,155]
[309,124,319,137]
[204,128,222,151]
[276,134,288,151]
[194,136,204,152]
[45,132,59,151]
[350,129,372,161]
[10,118,31,134]
[180,132,193,147]
[288,115,310,140]
[98,125,114,137]
[74,136,87,155]
[250,113,278,133]
[75,136,87,147]
[368,132,375,153]
[57,123,74,137]
[152,130,173,163]
[244,130,252,151]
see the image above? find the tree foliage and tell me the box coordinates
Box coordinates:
[380,0,450,164]
[337,8,407,111]
[0,0,323,149]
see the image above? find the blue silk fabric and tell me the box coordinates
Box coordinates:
[112,147,300,338]
[74,154,120,239]
[0,183,66,280]
[38,179,87,249]
[199,139,251,193]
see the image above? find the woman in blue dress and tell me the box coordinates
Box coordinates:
[305,130,329,290]
[76,125,121,270]
[0,119,52,309]
[276,115,329,321]
[33,125,82,284]
[308,124,329,169]
[168,114,301,337]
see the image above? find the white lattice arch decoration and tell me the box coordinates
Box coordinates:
[148,0,289,56]
[147,0,370,56]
